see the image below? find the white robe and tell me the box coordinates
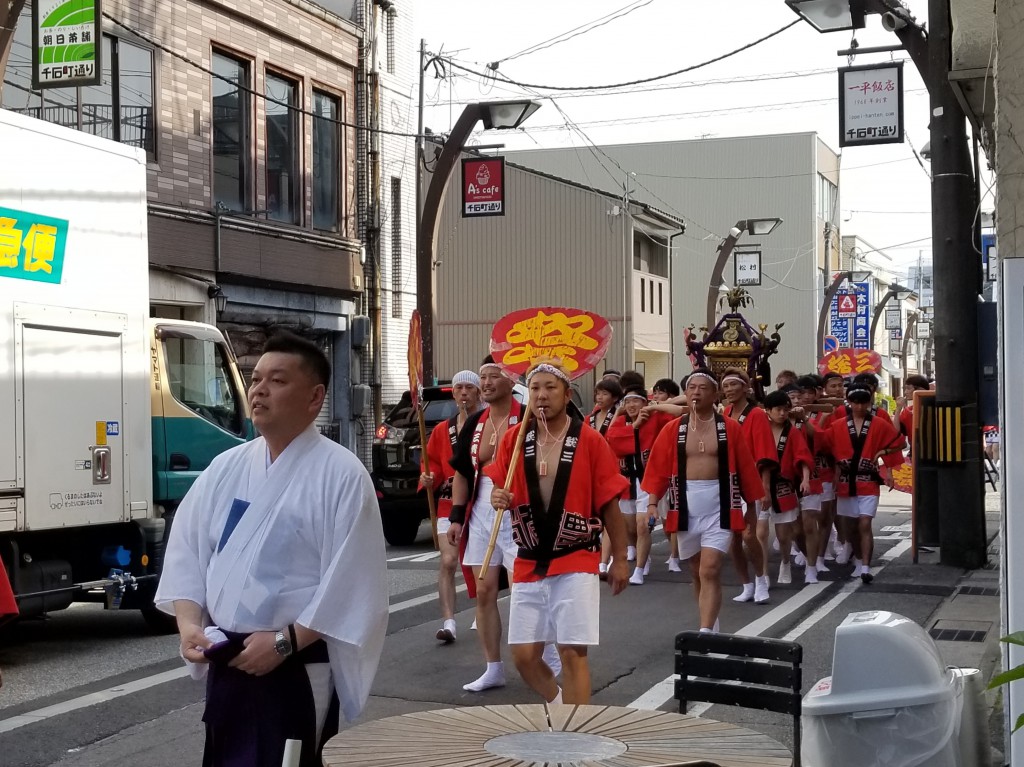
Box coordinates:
[154,424,388,722]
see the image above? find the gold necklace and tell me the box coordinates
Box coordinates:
[691,410,715,453]
[537,419,571,477]
[487,408,510,446]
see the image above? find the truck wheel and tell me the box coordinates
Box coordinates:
[141,604,178,634]
[381,514,422,547]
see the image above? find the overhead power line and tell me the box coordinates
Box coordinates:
[494,0,655,66]
[439,20,801,93]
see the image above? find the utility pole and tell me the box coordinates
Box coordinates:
[0,0,27,85]
[924,0,986,567]
[415,39,425,246]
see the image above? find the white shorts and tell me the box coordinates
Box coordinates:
[677,480,732,560]
[508,572,600,646]
[618,483,649,516]
[462,476,516,572]
[756,500,771,522]
[769,508,799,524]
[837,495,880,518]
[802,494,823,513]
[821,482,836,502]
[436,517,452,536]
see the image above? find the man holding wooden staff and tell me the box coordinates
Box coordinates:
[489,359,631,704]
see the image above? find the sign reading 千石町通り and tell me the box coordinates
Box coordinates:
[462,157,505,217]
[839,62,904,147]
[31,0,102,90]
[0,206,69,284]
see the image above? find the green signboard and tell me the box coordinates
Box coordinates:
[31,0,102,90]
[0,206,69,284]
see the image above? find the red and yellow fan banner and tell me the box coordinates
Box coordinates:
[817,347,882,377]
[489,307,612,380]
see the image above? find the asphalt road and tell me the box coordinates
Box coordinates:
[0,498,930,767]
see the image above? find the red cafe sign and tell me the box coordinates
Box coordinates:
[817,347,883,377]
[462,157,505,217]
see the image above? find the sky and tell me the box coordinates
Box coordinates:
[414,0,991,276]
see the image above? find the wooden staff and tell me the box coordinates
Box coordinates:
[416,405,439,551]
[478,403,533,582]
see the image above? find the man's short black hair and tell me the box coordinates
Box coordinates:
[618,370,645,392]
[264,331,331,387]
[906,374,929,389]
[853,372,879,390]
[822,372,844,384]
[796,375,820,391]
[594,378,623,400]
[763,389,792,410]
[846,384,873,404]
[684,368,718,387]
[652,378,681,397]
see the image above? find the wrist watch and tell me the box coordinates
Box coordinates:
[274,629,293,657]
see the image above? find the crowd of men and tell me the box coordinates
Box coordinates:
[418,355,922,709]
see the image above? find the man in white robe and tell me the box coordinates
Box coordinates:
[155,331,388,767]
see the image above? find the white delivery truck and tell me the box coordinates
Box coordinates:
[0,109,251,629]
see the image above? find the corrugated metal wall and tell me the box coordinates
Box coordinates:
[509,134,830,379]
[433,163,633,400]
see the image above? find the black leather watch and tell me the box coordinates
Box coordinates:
[274,629,293,657]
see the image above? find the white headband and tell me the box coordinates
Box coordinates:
[622,392,648,401]
[721,374,747,386]
[526,363,571,384]
[687,372,719,388]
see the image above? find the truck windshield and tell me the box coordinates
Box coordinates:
[162,336,245,435]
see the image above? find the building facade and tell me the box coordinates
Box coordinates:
[1,0,370,448]
[428,158,684,400]
[509,133,841,381]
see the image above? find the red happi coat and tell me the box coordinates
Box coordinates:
[641,413,764,534]
[809,411,835,485]
[724,402,777,466]
[419,414,461,519]
[588,407,617,436]
[486,419,628,583]
[817,411,906,497]
[449,400,525,597]
[759,421,815,513]
[604,411,675,499]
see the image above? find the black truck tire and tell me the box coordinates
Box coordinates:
[140,509,178,634]
[380,513,422,547]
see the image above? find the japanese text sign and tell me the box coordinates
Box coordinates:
[817,348,882,377]
[407,311,423,409]
[462,157,505,218]
[489,307,612,380]
[0,206,68,284]
[734,248,761,287]
[839,62,904,147]
[32,0,102,90]
[830,279,871,351]
[885,306,902,331]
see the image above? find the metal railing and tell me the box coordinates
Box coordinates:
[9,103,154,153]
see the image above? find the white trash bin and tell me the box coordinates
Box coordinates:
[801,610,964,767]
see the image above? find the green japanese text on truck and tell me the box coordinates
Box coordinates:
[0,108,252,632]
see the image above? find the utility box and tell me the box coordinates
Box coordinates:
[802,610,963,767]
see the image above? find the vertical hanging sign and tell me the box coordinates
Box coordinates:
[838,61,904,147]
[32,0,102,89]
[462,157,505,217]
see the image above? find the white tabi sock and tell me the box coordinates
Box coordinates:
[463,661,506,692]
[733,582,755,602]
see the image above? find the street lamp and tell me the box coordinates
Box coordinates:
[416,99,541,383]
[704,217,783,329]
[816,269,871,359]
[785,0,866,31]
[868,281,914,350]
[789,0,986,570]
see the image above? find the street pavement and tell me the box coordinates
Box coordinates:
[0,488,1005,767]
